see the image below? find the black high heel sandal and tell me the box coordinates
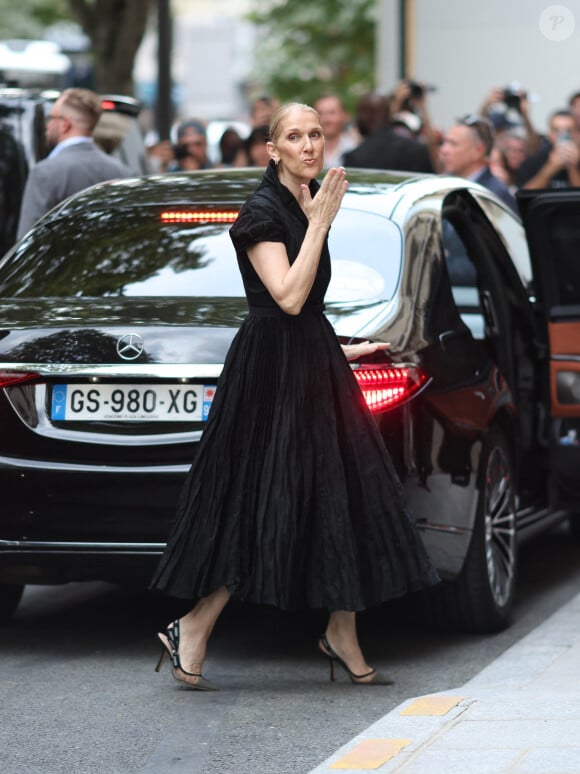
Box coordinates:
[318,633,394,686]
[155,619,218,691]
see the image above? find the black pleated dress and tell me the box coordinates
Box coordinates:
[149,161,439,611]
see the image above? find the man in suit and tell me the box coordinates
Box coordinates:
[17,88,131,239]
[439,115,518,212]
[343,91,433,173]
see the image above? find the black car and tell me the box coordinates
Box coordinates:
[0,88,148,254]
[0,168,577,632]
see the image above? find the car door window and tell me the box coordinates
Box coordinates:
[476,196,533,293]
[539,206,580,307]
[441,219,484,339]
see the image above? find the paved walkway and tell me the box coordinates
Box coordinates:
[310,591,580,773]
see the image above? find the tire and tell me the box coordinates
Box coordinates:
[0,584,24,623]
[424,427,518,633]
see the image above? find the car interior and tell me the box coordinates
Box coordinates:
[440,194,545,489]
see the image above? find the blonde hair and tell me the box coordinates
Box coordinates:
[60,88,103,133]
[269,102,320,145]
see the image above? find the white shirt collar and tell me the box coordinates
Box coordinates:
[48,136,94,159]
[467,165,487,182]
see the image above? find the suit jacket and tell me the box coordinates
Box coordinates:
[473,167,518,214]
[17,140,131,239]
[342,127,434,173]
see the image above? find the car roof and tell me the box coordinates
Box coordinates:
[47,167,439,217]
[46,167,503,231]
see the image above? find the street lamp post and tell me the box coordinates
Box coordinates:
[376,0,413,93]
[156,0,173,141]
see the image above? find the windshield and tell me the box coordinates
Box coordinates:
[0,204,402,304]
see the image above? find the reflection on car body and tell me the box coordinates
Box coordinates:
[0,168,579,633]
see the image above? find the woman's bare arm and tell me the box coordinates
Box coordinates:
[247,168,347,315]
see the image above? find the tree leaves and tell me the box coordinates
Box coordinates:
[246,0,377,110]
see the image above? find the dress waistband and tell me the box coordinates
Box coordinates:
[248,303,325,318]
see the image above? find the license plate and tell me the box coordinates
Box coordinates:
[50,383,216,422]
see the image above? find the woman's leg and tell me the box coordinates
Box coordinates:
[162,585,230,673]
[323,610,375,681]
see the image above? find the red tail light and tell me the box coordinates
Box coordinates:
[160,210,239,224]
[0,371,40,388]
[353,366,426,413]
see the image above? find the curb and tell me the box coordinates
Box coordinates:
[309,590,580,772]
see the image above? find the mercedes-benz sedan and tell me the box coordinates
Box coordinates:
[1,168,578,632]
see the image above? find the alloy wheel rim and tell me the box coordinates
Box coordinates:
[484,445,516,608]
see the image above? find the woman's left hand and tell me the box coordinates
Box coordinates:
[341,341,390,361]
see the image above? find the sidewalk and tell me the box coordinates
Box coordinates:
[310,591,580,773]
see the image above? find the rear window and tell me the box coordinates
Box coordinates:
[0,204,402,304]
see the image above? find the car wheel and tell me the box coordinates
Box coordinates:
[424,427,518,633]
[0,584,25,623]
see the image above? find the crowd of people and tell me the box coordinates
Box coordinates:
[13,82,579,243]
[6,81,580,250]
[146,83,580,215]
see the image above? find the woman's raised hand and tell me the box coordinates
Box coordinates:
[300,167,348,229]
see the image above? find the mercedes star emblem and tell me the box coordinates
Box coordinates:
[116,333,145,361]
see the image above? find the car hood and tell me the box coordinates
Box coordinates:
[0,297,388,365]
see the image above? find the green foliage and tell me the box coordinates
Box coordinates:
[32,0,70,27]
[0,0,71,37]
[246,0,378,112]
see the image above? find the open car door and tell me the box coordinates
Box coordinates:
[518,189,580,418]
[518,188,580,500]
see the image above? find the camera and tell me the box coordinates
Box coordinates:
[401,80,437,113]
[503,88,523,112]
[556,130,573,145]
[173,143,191,161]
[405,80,437,100]
[407,80,425,99]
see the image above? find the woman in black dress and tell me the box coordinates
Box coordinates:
[151,103,439,690]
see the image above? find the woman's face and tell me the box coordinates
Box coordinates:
[269,108,325,182]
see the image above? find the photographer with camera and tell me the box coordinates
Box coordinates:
[517,109,580,189]
[389,79,442,170]
[479,85,541,157]
[168,119,213,172]
[343,82,433,173]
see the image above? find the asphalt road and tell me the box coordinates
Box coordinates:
[2,523,580,774]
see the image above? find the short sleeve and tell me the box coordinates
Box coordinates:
[229,202,285,253]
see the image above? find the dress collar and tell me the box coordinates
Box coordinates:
[263,159,320,206]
